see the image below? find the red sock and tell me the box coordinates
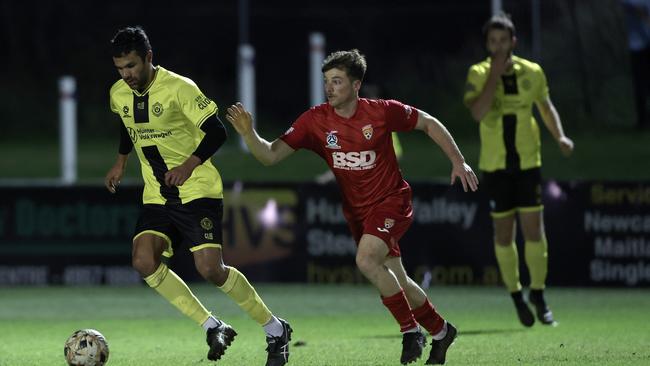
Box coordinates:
[412,298,444,335]
[381,290,418,332]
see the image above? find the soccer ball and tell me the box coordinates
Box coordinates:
[64,329,110,366]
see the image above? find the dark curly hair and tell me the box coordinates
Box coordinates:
[111,26,152,61]
[321,49,367,82]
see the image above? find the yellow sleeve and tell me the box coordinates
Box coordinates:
[463,64,487,105]
[535,67,550,102]
[176,79,218,128]
[109,86,120,115]
[391,132,403,159]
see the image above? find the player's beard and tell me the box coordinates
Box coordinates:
[133,68,151,91]
[125,79,139,90]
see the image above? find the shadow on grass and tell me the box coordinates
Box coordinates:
[367,328,526,339]
[457,328,528,336]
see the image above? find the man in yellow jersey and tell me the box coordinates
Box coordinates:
[103,26,291,365]
[464,13,574,327]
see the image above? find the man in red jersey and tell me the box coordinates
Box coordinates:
[226,49,478,365]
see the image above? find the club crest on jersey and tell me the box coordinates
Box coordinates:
[361,124,373,140]
[152,102,164,117]
[325,131,341,149]
[384,218,395,229]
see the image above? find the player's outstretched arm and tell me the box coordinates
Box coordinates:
[415,110,479,192]
[226,102,295,166]
[536,97,574,157]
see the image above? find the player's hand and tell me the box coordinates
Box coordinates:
[558,136,574,157]
[451,161,479,192]
[164,155,201,187]
[104,164,124,194]
[490,51,513,76]
[226,102,254,136]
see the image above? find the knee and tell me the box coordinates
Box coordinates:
[494,230,514,246]
[132,255,159,277]
[196,262,229,286]
[355,254,380,275]
[523,222,544,242]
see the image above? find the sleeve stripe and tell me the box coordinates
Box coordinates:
[196,109,218,129]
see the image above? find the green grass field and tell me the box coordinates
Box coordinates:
[1,285,649,366]
[2,128,649,183]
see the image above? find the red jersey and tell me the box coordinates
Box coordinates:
[280,98,418,216]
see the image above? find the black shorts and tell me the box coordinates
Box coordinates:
[133,198,224,257]
[482,168,543,218]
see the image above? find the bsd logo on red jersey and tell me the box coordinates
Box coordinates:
[332,151,376,170]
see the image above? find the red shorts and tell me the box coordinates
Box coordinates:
[344,192,413,257]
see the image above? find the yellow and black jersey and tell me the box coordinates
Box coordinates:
[464,55,549,172]
[110,66,223,204]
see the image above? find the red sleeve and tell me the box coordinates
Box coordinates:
[383,99,418,132]
[279,109,313,150]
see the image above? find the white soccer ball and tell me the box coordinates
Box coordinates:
[64,329,110,366]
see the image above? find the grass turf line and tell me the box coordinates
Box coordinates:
[0,285,649,365]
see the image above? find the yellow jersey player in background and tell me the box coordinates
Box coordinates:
[104,26,292,365]
[464,13,574,327]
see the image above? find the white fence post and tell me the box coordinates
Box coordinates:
[491,0,502,15]
[309,32,325,107]
[238,44,255,151]
[59,76,77,185]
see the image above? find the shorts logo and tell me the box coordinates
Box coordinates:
[152,102,164,117]
[377,227,389,233]
[362,124,373,140]
[325,131,341,149]
[384,218,395,229]
[200,217,213,231]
